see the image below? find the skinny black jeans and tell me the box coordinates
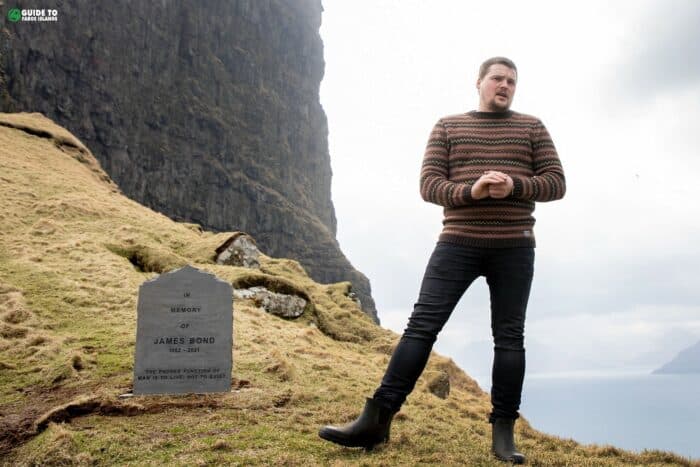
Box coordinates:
[373,241,534,421]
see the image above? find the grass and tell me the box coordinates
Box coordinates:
[0,112,697,466]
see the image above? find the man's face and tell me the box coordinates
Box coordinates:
[476,64,517,112]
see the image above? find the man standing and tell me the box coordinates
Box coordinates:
[319,57,565,464]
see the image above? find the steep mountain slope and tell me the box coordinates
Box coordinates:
[0,0,378,321]
[0,113,693,465]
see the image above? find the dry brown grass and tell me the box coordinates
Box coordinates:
[0,112,696,466]
[264,349,297,382]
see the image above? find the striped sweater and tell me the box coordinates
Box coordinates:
[420,110,566,248]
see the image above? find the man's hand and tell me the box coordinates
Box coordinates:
[486,171,514,199]
[471,171,512,199]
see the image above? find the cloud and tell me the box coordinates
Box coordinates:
[614,0,700,100]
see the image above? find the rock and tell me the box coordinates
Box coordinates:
[233,286,266,300]
[215,233,260,268]
[0,0,378,323]
[427,371,450,399]
[233,286,306,319]
[346,291,362,308]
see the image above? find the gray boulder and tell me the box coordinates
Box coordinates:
[216,233,260,269]
[233,286,306,319]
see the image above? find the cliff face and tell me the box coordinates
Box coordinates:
[0,0,377,320]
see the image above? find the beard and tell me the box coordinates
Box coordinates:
[486,96,511,111]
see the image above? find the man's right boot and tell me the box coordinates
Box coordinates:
[492,417,526,464]
[318,398,395,450]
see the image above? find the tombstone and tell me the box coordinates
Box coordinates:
[133,265,233,394]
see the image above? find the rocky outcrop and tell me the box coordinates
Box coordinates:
[234,286,307,319]
[216,233,261,269]
[0,0,378,321]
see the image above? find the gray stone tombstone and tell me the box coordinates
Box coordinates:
[133,265,233,394]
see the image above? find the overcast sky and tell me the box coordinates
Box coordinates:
[319,0,700,378]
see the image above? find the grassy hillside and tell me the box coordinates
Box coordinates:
[0,113,695,466]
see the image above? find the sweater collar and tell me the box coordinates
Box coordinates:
[468,110,514,119]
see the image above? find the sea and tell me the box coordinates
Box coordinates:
[472,370,700,461]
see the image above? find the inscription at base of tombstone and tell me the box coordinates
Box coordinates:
[134,265,233,394]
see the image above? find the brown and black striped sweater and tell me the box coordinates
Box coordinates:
[420,110,565,248]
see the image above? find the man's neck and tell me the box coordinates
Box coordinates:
[478,105,510,112]
[470,109,513,119]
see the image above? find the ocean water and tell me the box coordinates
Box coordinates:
[473,370,700,460]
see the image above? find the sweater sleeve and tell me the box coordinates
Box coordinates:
[419,119,475,207]
[511,120,566,202]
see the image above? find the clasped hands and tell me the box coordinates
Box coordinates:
[470,171,514,200]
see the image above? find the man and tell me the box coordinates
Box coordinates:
[319,57,565,464]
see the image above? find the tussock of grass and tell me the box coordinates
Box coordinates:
[3,307,33,325]
[307,282,382,344]
[231,272,312,306]
[0,323,29,339]
[22,422,94,467]
[1,286,35,327]
[1,113,697,465]
[211,439,231,451]
[42,356,78,386]
[175,231,235,263]
[264,349,297,382]
[106,243,188,273]
[26,334,49,347]
[261,256,309,277]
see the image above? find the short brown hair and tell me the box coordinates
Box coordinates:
[479,57,517,80]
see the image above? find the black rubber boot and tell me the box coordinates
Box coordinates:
[492,417,526,464]
[318,398,395,450]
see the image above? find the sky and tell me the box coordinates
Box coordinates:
[319,0,700,378]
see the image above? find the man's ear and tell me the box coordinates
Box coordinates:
[476,79,481,92]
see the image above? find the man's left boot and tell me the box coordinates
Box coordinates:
[492,417,525,464]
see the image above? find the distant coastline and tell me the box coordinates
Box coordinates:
[652,340,700,374]
[507,370,700,460]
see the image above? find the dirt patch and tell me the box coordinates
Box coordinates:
[34,396,103,432]
[272,390,293,408]
[0,412,36,456]
[0,384,89,455]
[0,389,229,455]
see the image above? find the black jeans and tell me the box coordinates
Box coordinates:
[373,241,535,421]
